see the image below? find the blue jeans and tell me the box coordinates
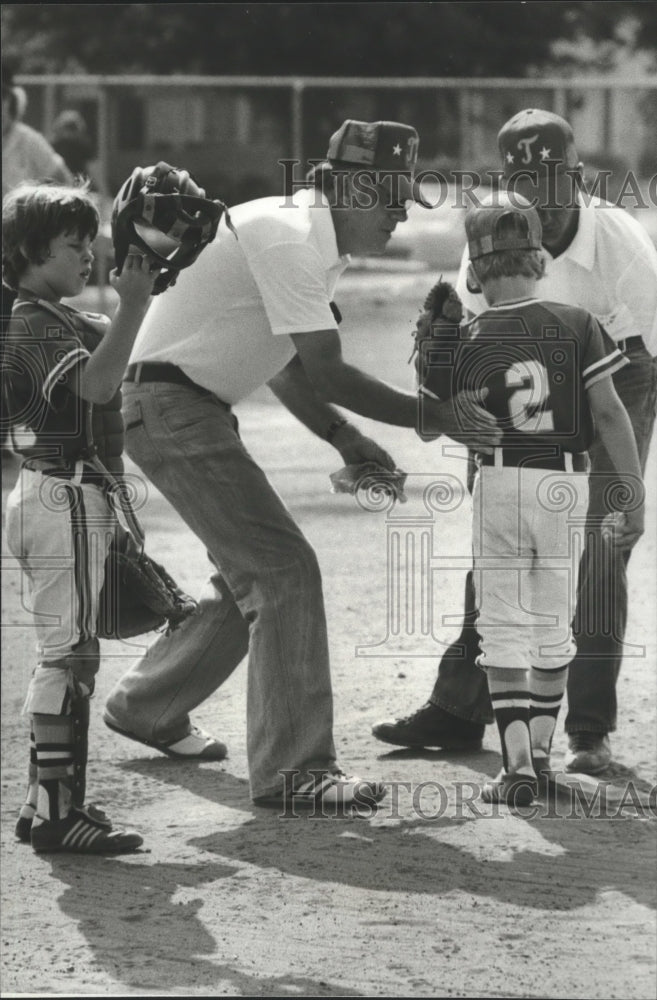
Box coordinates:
[429,342,657,733]
[104,382,336,799]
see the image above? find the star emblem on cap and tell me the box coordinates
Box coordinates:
[540,146,551,160]
[505,152,514,164]
[392,144,402,156]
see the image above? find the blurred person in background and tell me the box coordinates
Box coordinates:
[51,109,96,185]
[2,59,72,197]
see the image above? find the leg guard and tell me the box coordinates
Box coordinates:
[69,689,90,808]
[65,638,100,808]
[15,727,38,842]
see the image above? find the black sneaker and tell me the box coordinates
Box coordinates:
[372,702,484,750]
[31,806,142,854]
[564,734,612,775]
[16,802,113,844]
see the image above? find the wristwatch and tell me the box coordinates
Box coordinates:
[325,417,348,443]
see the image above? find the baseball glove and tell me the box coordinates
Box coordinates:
[97,523,197,640]
[411,277,463,401]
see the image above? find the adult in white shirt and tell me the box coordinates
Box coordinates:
[372,109,657,775]
[2,64,72,196]
[103,120,500,809]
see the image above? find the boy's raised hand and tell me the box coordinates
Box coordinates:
[110,245,160,303]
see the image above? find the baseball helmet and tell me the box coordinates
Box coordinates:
[111,162,230,294]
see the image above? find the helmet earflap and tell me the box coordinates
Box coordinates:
[111,162,233,294]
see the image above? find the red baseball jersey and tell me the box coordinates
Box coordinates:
[4,298,124,472]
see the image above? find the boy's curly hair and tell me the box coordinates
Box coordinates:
[2,181,99,290]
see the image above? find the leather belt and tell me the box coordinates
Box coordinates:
[124,363,231,410]
[479,449,588,472]
[125,362,202,390]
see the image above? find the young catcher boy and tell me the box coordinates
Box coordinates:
[417,194,644,805]
[3,181,157,852]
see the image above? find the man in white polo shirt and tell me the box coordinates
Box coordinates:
[372,109,657,776]
[103,119,501,809]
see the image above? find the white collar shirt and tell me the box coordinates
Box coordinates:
[130,188,349,404]
[455,195,657,357]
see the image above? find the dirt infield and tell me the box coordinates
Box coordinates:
[2,274,656,998]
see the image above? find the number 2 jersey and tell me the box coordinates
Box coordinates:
[421,297,629,456]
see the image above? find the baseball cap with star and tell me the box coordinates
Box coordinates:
[326,119,431,207]
[498,109,580,180]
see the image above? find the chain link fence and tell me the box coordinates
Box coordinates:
[12,74,657,290]
[17,74,657,202]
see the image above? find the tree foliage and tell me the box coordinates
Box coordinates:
[3,2,654,77]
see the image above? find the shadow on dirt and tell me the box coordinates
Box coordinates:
[39,756,654,994]
[46,847,366,996]
[119,758,656,911]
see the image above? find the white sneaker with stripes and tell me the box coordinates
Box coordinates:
[255,769,387,811]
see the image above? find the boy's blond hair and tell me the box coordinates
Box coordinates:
[470,211,545,284]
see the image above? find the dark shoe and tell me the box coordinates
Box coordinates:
[15,812,35,844]
[16,801,112,843]
[564,734,612,775]
[104,714,227,761]
[481,770,537,806]
[31,806,142,854]
[372,702,484,750]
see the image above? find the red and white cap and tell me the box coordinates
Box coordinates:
[498,108,579,179]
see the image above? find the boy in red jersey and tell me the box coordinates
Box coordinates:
[419,193,644,804]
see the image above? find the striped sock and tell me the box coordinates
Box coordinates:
[529,664,568,759]
[32,714,74,824]
[487,667,533,775]
[17,726,38,825]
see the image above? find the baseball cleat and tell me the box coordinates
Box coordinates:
[372,702,484,750]
[481,770,537,806]
[16,801,113,844]
[104,714,227,761]
[31,806,142,854]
